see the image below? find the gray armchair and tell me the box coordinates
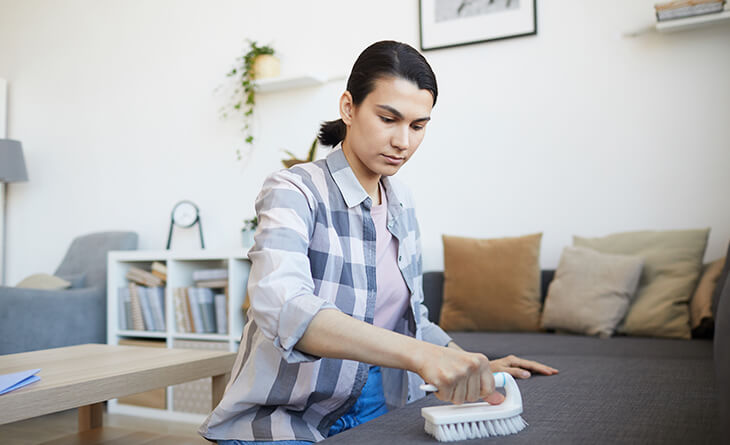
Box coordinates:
[0,231,138,354]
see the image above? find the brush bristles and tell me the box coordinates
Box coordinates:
[425,415,527,442]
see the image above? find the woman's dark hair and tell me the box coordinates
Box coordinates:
[318,40,438,147]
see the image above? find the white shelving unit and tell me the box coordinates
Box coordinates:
[623,7,730,37]
[255,73,346,93]
[106,249,251,423]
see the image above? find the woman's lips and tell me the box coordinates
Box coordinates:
[382,154,405,165]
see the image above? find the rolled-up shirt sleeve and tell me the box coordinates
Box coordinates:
[247,170,339,363]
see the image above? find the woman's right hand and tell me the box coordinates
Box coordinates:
[413,343,505,405]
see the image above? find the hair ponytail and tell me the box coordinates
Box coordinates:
[318,118,347,147]
[318,40,437,148]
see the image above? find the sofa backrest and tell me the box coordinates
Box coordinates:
[422,269,555,324]
[715,245,730,438]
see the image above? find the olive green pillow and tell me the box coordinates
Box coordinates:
[440,233,542,332]
[574,229,709,339]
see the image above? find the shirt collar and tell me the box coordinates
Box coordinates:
[326,144,369,209]
[326,144,406,216]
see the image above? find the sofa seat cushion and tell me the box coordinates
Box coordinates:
[321,353,718,444]
[448,332,714,360]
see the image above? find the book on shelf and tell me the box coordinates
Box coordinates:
[126,265,164,287]
[655,0,725,21]
[173,286,228,335]
[119,282,166,332]
[195,279,229,288]
[151,261,167,281]
[192,268,228,282]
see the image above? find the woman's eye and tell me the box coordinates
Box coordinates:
[411,125,424,131]
[380,116,394,123]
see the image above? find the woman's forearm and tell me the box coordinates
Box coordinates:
[295,308,436,373]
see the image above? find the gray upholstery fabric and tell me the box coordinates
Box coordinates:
[0,286,104,354]
[0,231,138,354]
[350,267,721,444]
[715,273,730,439]
[448,332,714,360]
[56,272,87,289]
[322,354,719,444]
[55,231,138,290]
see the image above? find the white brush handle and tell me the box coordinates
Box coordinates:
[420,371,509,393]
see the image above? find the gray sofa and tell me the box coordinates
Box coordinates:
[322,249,729,443]
[0,231,138,355]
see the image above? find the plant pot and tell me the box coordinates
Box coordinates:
[253,54,281,79]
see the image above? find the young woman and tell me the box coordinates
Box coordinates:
[199,40,557,445]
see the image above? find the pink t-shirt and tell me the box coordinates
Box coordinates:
[371,185,411,331]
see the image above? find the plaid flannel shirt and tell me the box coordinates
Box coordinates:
[199,146,452,443]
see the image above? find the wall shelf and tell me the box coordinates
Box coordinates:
[623,8,730,37]
[255,73,346,93]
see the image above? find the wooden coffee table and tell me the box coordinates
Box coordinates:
[0,344,236,432]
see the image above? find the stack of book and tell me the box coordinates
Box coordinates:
[173,287,228,335]
[655,0,725,21]
[192,268,228,288]
[118,263,167,332]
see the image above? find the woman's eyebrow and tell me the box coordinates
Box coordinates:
[376,104,431,123]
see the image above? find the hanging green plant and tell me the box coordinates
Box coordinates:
[224,40,277,160]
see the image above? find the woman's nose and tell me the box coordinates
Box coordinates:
[391,125,409,150]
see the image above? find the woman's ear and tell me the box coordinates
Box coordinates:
[339,91,354,125]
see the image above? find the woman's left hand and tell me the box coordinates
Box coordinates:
[489,354,559,379]
[447,342,558,379]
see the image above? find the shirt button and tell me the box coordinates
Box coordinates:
[398,256,402,262]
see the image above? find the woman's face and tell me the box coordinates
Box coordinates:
[340,76,433,183]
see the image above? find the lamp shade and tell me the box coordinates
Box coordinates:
[0,139,28,182]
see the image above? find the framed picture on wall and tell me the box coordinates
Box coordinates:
[419,0,537,51]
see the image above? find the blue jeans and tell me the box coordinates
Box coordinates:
[218,365,388,444]
[327,365,388,436]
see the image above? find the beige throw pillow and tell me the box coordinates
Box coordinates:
[16,273,71,290]
[440,233,542,332]
[541,246,644,338]
[574,229,709,339]
[690,258,725,330]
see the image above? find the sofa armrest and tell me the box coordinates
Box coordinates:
[0,286,106,355]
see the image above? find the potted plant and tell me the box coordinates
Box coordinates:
[282,136,319,168]
[241,216,258,248]
[224,40,279,160]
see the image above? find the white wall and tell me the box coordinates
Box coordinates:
[0,0,728,284]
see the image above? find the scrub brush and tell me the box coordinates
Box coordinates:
[419,372,527,442]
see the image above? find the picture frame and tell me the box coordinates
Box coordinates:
[419,0,537,51]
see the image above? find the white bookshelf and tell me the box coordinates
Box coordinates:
[106,249,251,422]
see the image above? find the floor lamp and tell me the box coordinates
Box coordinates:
[0,139,28,286]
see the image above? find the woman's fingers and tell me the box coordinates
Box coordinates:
[492,355,559,378]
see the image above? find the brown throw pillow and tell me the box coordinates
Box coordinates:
[690,258,725,337]
[541,247,643,338]
[440,233,542,332]
[574,228,709,339]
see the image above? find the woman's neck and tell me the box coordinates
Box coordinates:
[342,140,381,204]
